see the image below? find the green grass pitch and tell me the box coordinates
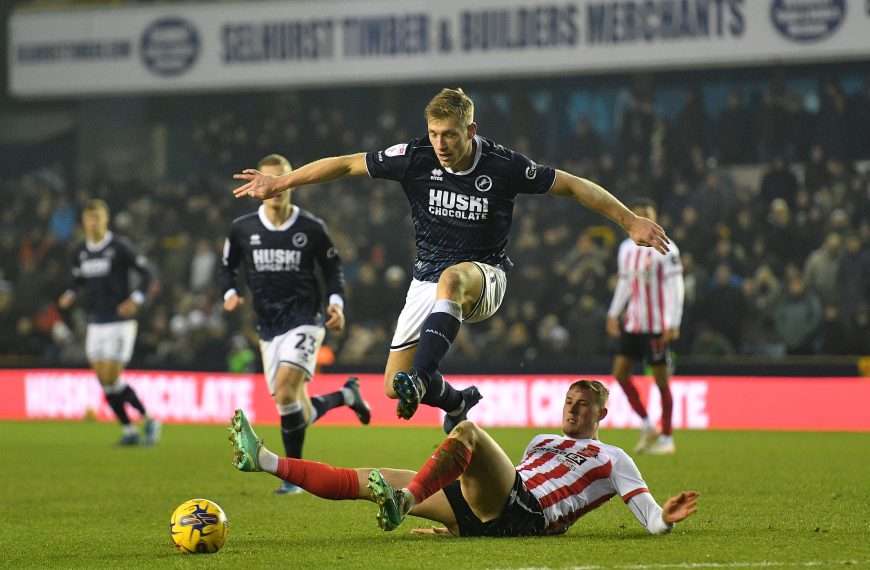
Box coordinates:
[1,421,868,569]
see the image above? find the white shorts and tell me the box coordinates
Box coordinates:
[259,324,325,394]
[85,320,138,364]
[390,262,507,351]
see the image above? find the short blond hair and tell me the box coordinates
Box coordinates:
[568,380,609,407]
[257,153,292,172]
[425,88,474,127]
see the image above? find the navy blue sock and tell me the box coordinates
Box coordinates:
[120,385,146,416]
[420,370,463,413]
[310,391,345,423]
[414,309,461,378]
[280,405,307,458]
[105,393,131,426]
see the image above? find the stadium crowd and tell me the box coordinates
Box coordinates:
[2,73,869,371]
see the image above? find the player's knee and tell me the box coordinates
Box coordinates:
[273,379,303,406]
[438,266,466,297]
[449,420,479,447]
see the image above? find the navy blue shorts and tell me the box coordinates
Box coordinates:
[443,474,546,537]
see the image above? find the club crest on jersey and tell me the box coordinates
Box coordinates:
[474,175,493,192]
[292,232,308,248]
[525,162,538,180]
[430,168,443,181]
[250,234,261,246]
[385,143,408,157]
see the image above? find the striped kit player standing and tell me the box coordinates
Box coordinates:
[607,199,685,455]
[58,199,160,446]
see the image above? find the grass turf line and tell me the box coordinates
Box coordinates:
[0,421,868,569]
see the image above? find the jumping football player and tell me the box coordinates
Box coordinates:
[607,199,684,454]
[232,88,670,433]
[58,199,159,446]
[229,380,698,537]
[221,153,372,495]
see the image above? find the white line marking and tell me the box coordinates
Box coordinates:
[502,561,866,570]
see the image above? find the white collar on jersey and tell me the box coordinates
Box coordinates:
[445,135,483,176]
[85,231,113,252]
[258,205,299,231]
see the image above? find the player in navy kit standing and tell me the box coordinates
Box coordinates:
[58,199,160,446]
[221,154,371,495]
[231,89,670,432]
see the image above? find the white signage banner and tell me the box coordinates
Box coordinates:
[9,0,870,96]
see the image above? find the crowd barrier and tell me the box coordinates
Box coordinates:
[1,369,867,431]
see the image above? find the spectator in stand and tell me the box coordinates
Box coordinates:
[803,233,842,308]
[764,199,806,270]
[697,264,745,351]
[837,233,870,317]
[774,275,822,355]
[760,158,799,206]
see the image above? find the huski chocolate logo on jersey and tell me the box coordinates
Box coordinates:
[429,189,488,221]
[252,249,301,272]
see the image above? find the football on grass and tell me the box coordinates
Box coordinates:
[169,498,229,554]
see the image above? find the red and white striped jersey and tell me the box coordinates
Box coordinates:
[516,434,652,534]
[608,239,684,334]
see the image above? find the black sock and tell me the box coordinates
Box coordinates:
[414,311,461,378]
[420,370,463,413]
[120,385,146,416]
[310,391,345,423]
[280,408,307,458]
[105,393,131,426]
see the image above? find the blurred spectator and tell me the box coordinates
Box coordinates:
[802,233,842,307]
[774,276,822,355]
[190,238,218,293]
[760,158,799,206]
[697,264,745,351]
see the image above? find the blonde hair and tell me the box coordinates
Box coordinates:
[425,88,475,127]
[568,379,609,407]
[257,153,293,172]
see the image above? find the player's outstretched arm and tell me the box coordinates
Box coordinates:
[549,170,670,254]
[233,153,369,200]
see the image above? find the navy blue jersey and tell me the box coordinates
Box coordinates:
[219,205,345,341]
[67,232,153,324]
[365,135,556,281]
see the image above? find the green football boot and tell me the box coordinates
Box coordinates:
[367,469,412,531]
[228,409,262,472]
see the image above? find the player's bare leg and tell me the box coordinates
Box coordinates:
[369,419,514,531]
[393,262,483,428]
[613,355,656,452]
[359,469,459,534]
[228,409,459,532]
[384,347,416,399]
[646,363,675,455]
[449,421,517,522]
